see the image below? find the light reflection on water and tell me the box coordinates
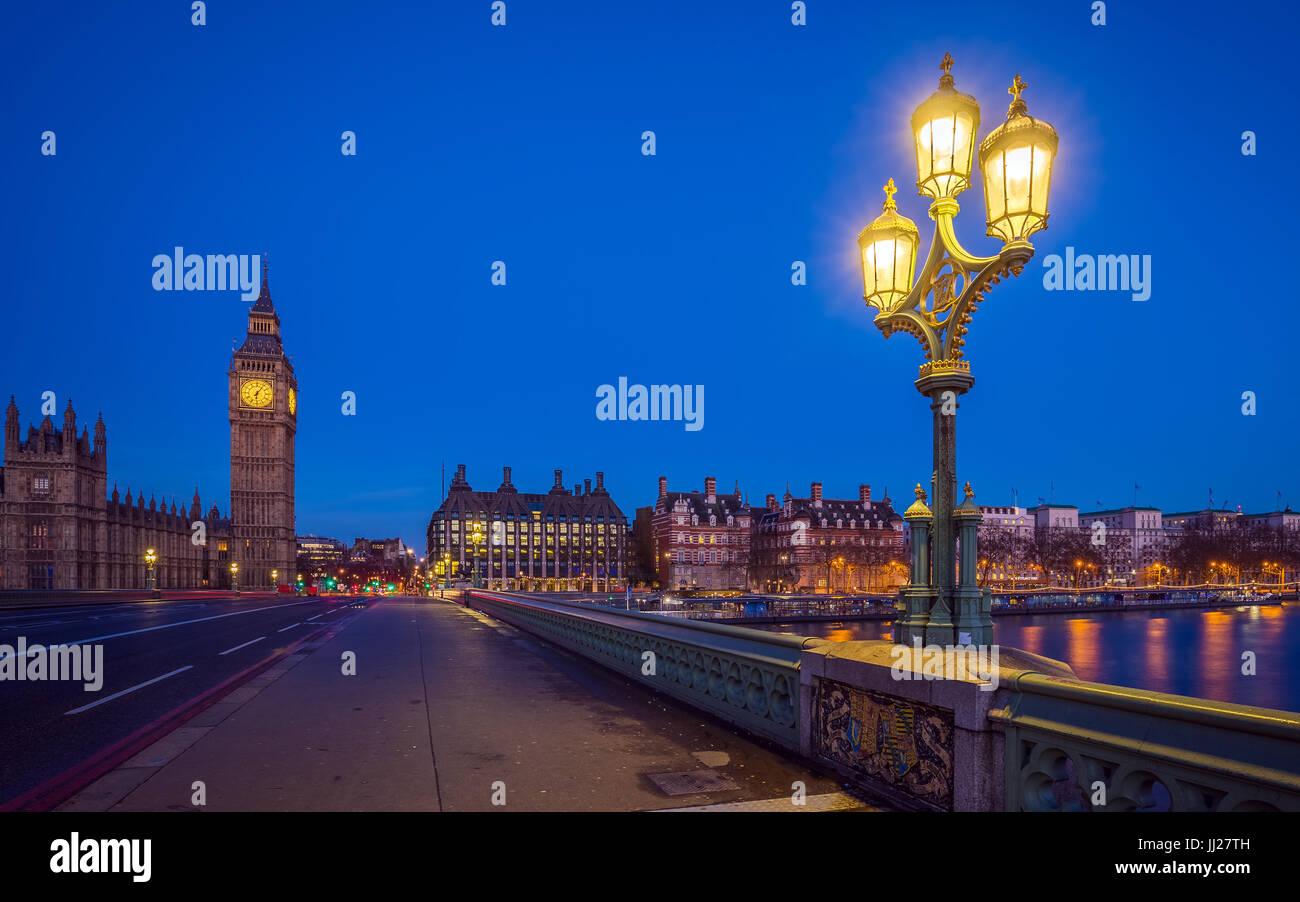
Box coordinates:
[760,603,1300,712]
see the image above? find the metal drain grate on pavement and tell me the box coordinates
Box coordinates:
[646,769,740,796]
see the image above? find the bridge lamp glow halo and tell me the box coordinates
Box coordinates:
[979,73,1059,245]
[858,178,919,313]
[911,52,981,201]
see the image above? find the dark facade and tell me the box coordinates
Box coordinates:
[297,534,346,578]
[426,465,627,591]
[629,505,657,587]
[0,398,232,590]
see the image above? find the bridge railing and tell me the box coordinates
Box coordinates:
[465,590,825,749]
[464,592,1300,811]
[990,672,1300,811]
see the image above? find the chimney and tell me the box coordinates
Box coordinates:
[503,466,512,483]
[811,482,823,505]
[705,476,716,502]
[766,493,777,510]
[860,484,871,504]
[584,478,591,496]
[554,469,563,487]
[596,472,605,491]
[658,476,668,497]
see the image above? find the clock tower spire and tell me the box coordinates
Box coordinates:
[229,257,298,589]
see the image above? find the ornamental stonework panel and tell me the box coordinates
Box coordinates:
[813,677,954,810]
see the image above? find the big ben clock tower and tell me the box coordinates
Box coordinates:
[229,260,297,589]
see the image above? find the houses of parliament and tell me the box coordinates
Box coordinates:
[0,264,297,591]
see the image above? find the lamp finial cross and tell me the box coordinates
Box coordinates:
[940,52,953,76]
[883,177,898,211]
[1010,73,1027,101]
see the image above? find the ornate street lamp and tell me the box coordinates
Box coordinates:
[230,561,240,596]
[859,179,919,311]
[468,522,485,589]
[144,548,159,598]
[911,55,981,201]
[979,75,1059,245]
[859,53,1060,647]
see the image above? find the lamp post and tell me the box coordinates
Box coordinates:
[144,548,159,599]
[468,522,485,589]
[231,561,240,596]
[271,569,278,593]
[859,54,1058,647]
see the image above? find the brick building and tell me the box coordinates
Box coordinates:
[750,482,904,594]
[652,476,752,591]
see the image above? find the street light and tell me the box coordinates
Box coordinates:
[230,561,240,596]
[468,522,486,589]
[979,74,1059,244]
[144,548,159,598]
[860,53,1059,648]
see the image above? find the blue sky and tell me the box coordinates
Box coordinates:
[2,0,1294,550]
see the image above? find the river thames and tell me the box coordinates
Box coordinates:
[760,603,1300,712]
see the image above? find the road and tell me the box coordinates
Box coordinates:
[4,594,871,811]
[0,594,360,805]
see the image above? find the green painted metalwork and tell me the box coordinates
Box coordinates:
[466,590,825,749]
[992,673,1300,811]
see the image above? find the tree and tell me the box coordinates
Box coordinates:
[1025,526,1078,586]
[976,526,1024,586]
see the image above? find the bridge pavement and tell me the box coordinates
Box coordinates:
[60,597,871,811]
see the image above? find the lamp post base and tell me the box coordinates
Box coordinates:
[895,587,936,646]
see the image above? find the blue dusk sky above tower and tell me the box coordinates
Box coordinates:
[1,0,1295,548]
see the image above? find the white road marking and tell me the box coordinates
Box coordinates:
[2,619,64,629]
[64,666,194,715]
[218,636,266,656]
[0,602,211,625]
[0,599,339,661]
[276,622,301,633]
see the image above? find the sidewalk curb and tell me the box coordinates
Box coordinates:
[1,612,356,812]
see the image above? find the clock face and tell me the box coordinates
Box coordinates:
[240,379,273,408]
[288,387,297,415]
